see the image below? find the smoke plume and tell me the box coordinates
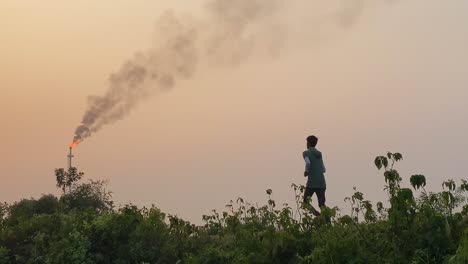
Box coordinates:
[73,0,377,143]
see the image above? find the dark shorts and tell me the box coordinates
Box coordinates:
[303,187,326,207]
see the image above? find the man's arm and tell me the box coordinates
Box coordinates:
[321,154,326,173]
[303,152,310,177]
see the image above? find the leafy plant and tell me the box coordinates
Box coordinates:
[0,153,466,263]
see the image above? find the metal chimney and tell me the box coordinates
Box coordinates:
[67,147,74,169]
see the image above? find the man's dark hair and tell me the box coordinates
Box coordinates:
[307,135,318,148]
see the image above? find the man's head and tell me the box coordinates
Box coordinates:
[306,135,318,148]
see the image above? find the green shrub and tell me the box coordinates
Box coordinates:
[0,153,466,263]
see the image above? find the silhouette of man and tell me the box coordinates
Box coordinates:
[303,135,327,216]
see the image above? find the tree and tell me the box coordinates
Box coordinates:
[55,167,84,194]
[54,168,113,212]
[60,180,113,212]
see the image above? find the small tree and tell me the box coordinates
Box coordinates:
[60,180,114,212]
[55,167,84,194]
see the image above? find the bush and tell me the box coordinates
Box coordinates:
[0,153,466,263]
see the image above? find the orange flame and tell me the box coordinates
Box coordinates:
[70,139,81,148]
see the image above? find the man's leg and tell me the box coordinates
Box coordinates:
[315,188,330,223]
[303,187,314,204]
[303,187,320,216]
[316,188,326,208]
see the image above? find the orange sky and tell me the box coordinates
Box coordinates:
[1,0,468,223]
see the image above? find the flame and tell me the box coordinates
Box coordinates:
[70,139,81,148]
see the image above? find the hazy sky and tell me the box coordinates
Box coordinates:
[1,0,468,223]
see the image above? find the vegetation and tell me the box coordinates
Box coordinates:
[0,152,467,263]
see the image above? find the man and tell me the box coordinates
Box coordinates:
[302,135,327,216]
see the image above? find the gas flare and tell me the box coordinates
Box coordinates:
[70,139,81,148]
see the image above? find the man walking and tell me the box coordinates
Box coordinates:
[302,135,327,216]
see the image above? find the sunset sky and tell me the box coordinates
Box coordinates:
[1,0,468,223]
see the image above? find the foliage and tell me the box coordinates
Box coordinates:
[60,180,113,213]
[55,167,84,194]
[0,153,466,263]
